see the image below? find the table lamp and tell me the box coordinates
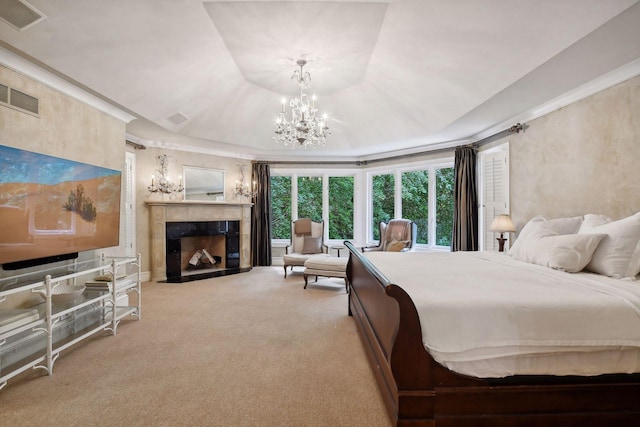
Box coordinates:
[490,214,516,252]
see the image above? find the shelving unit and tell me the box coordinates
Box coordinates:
[0,254,141,391]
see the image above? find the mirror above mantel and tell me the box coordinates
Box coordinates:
[183,166,225,201]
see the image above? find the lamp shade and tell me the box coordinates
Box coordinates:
[490,214,516,233]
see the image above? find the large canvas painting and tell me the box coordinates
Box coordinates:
[0,145,121,266]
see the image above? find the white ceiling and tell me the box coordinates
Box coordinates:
[2,0,640,161]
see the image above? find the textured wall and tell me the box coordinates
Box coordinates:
[0,65,125,170]
[483,74,640,231]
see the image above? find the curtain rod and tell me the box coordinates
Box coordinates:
[265,123,525,167]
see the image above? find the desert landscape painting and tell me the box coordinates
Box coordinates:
[0,145,121,265]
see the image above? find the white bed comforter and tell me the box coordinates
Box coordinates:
[364,251,640,377]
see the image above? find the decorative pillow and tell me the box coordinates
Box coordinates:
[301,236,323,254]
[509,216,582,259]
[386,240,410,252]
[578,212,640,278]
[511,231,605,273]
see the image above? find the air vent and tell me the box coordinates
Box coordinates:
[10,88,39,114]
[0,83,39,116]
[168,112,189,125]
[0,0,47,31]
[0,84,8,103]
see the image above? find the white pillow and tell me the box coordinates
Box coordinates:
[511,231,605,273]
[578,212,640,278]
[509,216,583,259]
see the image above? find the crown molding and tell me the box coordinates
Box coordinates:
[0,46,136,123]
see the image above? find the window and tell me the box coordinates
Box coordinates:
[270,172,356,243]
[271,175,291,239]
[371,173,395,240]
[328,176,354,240]
[369,162,454,248]
[401,170,429,244]
[435,167,454,246]
[297,176,322,222]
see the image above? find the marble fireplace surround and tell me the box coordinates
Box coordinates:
[147,201,252,282]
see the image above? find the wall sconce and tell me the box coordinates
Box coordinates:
[148,154,184,194]
[490,214,516,252]
[234,164,256,198]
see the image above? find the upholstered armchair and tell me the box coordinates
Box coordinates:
[362,219,417,252]
[283,218,328,278]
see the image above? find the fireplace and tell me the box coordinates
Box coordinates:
[146,201,252,282]
[165,220,240,282]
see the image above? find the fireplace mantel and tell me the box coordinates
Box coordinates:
[146,200,253,281]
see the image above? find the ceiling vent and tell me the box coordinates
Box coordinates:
[0,83,39,116]
[0,0,46,31]
[168,112,189,125]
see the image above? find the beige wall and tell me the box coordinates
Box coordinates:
[135,147,250,273]
[0,65,125,170]
[482,74,640,232]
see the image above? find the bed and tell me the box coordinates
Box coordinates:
[344,213,640,426]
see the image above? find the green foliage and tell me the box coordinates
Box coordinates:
[297,176,322,222]
[63,184,97,222]
[329,177,354,239]
[401,170,429,244]
[436,168,455,246]
[371,174,394,240]
[270,176,291,239]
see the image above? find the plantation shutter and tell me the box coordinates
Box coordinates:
[482,150,508,251]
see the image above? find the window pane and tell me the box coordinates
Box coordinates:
[436,167,455,246]
[371,174,395,240]
[271,176,291,239]
[401,170,428,244]
[298,176,323,222]
[329,176,354,240]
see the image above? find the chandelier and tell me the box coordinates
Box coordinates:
[234,164,256,198]
[273,59,331,149]
[148,154,183,194]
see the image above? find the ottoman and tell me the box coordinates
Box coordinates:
[303,256,349,292]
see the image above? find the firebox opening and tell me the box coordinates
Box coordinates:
[181,235,225,277]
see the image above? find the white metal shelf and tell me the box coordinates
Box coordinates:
[0,254,141,390]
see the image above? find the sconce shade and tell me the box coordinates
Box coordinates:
[490,214,516,233]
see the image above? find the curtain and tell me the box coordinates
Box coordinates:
[251,162,272,266]
[451,146,479,251]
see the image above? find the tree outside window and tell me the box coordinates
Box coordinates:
[401,170,428,244]
[271,176,291,239]
[329,176,354,240]
[297,176,322,222]
[436,167,454,246]
[371,173,395,240]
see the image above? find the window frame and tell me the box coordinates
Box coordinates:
[271,156,454,251]
[270,168,359,247]
[365,158,454,250]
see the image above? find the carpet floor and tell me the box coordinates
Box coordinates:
[1,267,391,426]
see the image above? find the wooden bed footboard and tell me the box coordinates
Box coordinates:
[344,242,640,426]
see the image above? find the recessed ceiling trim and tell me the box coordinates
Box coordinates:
[0,0,47,31]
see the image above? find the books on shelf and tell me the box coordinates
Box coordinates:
[84,277,135,291]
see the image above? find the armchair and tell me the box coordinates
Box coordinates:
[363,219,417,252]
[283,218,328,278]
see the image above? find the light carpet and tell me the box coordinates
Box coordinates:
[1,267,390,426]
